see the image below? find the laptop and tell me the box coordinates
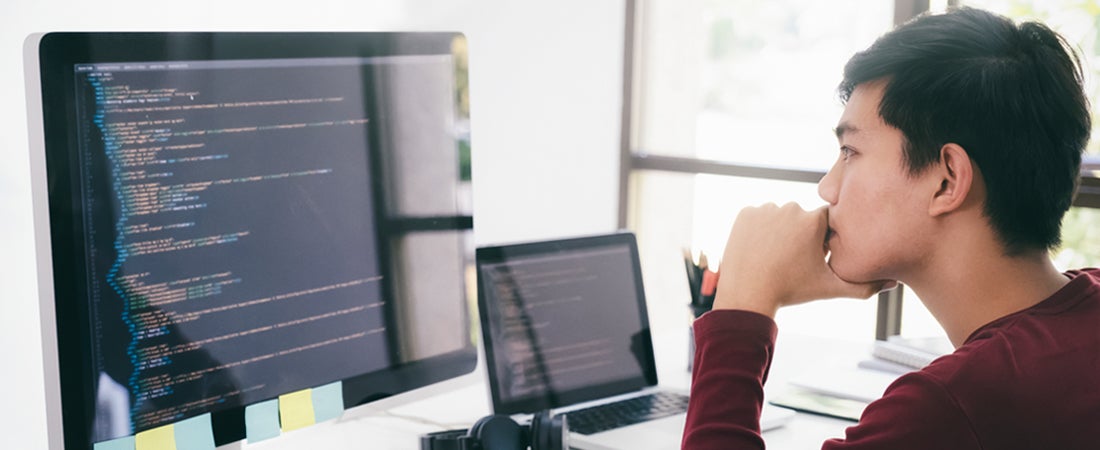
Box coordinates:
[476,232,793,450]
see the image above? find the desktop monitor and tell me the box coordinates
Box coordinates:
[26,32,476,449]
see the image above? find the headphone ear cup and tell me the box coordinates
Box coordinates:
[530,411,568,450]
[469,415,524,450]
[530,411,544,450]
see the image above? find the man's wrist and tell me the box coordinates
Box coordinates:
[712,285,781,318]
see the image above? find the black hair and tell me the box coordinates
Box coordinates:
[839,7,1090,254]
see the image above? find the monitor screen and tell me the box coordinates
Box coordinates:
[28,32,476,449]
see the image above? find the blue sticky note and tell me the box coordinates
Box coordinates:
[245,399,282,443]
[174,413,215,450]
[94,435,136,450]
[311,381,344,422]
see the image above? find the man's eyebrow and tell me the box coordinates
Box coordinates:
[834,123,859,139]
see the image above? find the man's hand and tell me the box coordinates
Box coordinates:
[712,203,893,318]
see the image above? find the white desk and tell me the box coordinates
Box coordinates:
[241,330,877,450]
[653,329,871,449]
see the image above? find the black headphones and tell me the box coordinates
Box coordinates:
[420,410,568,450]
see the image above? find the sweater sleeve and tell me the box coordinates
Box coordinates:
[681,309,778,450]
[680,310,981,450]
[821,371,980,450]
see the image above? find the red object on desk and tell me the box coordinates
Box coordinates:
[700,270,718,296]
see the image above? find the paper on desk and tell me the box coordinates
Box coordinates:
[769,389,865,422]
[786,367,899,403]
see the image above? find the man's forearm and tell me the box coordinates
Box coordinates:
[682,310,778,450]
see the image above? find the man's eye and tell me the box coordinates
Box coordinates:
[840,146,853,160]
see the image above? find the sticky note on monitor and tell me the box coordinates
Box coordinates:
[135,424,176,450]
[94,435,135,450]
[132,413,215,450]
[279,389,316,431]
[311,381,344,423]
[173,413,215,450]
[246,399,282,443]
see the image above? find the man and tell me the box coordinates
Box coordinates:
[682,7,1100,449]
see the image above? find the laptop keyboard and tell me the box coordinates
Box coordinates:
[565,391,690,435]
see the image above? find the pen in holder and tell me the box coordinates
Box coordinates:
[684,250,718,373]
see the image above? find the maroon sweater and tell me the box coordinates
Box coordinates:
[682,269,1100,449]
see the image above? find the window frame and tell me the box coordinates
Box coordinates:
[618,0,1100,339]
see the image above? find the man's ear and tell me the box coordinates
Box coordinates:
[929,143,974,217]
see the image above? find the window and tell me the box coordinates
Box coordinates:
[628,0,896,339]
[625,0,1100,341]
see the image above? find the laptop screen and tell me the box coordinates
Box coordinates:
[476,232,658,414]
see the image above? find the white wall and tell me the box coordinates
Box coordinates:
[0,1,625,448]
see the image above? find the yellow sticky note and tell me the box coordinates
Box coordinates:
[135,424,177,450]
[279,389,316,431]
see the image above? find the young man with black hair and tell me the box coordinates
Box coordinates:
[682,7,1100,449]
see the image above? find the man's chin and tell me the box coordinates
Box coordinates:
[827,256,899,293]
[826,256,876,284]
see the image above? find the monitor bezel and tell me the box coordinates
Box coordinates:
[31,31,477,450]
